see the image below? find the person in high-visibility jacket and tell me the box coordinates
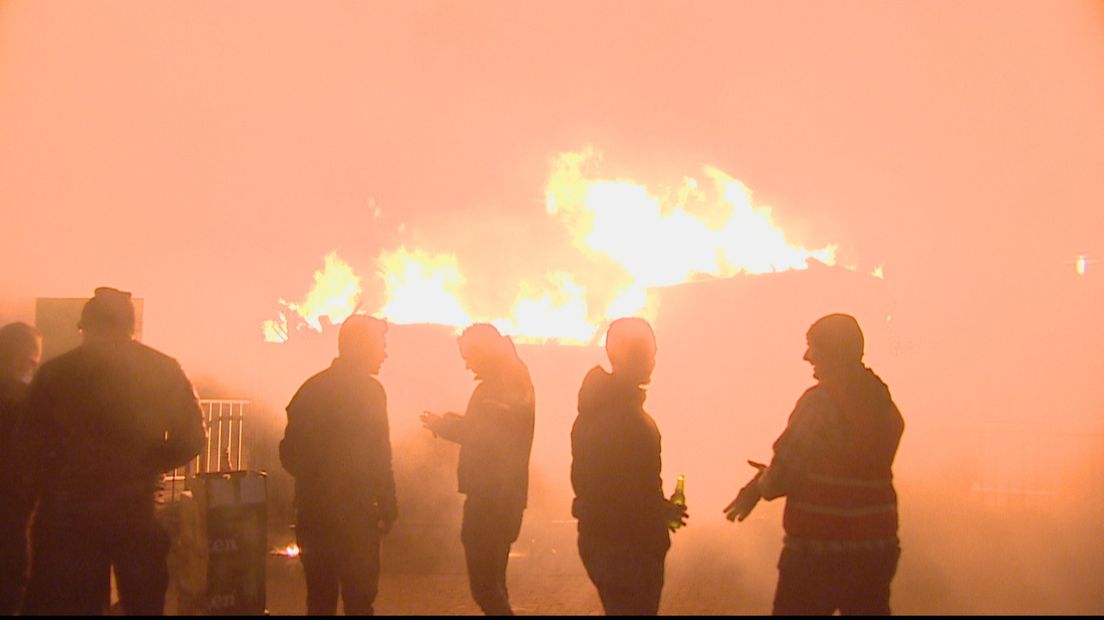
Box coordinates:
[726,313,905,616]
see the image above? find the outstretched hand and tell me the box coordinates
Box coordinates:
[723,460,768,522]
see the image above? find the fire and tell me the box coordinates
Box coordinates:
[265,148,857,344]
[377,247,471,327]
[272,543,300,558]
[546,148,836,284]
[493,272,597,345]
[263,252,362,342]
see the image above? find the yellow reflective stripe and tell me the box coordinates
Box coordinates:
[789,501,897,517]
[806,473,893,488]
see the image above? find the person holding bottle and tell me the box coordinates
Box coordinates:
[570,317,688,616]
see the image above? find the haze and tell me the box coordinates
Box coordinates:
[1,1,1102,614]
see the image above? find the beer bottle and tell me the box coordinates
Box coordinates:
[668,474,686,530]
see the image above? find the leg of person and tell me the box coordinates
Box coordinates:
[491,501,526,614]
[111,519,171,615]
[837,545,900,616]
[634,548,665,616]
[577,533,665,616]
[461,496,513,616]
[771,546,838,616]
[0,513,29,614]
[338,525,381,616]
[21,522,111,615]
[298,523,341,615]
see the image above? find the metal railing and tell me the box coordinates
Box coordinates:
[161,399,250,503]
[198,399,249,474]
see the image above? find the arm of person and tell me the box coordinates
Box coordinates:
[279,387,312,478]
[724,460,767,522]
[368,384,398,534]
[420,410,466,444]
[151,366,206,473]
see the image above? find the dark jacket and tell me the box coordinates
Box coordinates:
[446,359,535,511]
[0,378,28,471]
[761,365,904,542]
[10,339,206,526]
[0,377,29,615]
[571,366,670,554]
[280,357,398,527]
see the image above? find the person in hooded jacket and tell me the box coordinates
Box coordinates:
[570,317,688,616]
[421,323,535,616]
[725,313,905,616]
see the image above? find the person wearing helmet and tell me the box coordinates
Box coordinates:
[570,317,688,616]
[725,313,905,615]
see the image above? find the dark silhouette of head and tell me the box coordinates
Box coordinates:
[605,317,657,386]
[79,287,136,341]
[0,322,42,384]
[337,315,388,374]
[804,313,865,378]
[458,323,518,378]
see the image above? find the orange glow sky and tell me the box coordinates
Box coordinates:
[2,2,1104,613]
[3,1,1101,335]
[2,0,1103,480]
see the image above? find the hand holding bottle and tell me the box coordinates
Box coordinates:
[666,474,689,532]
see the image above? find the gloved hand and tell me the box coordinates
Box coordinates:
[723,460,768,522]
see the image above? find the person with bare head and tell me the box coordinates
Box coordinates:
[725,313,905,615]
[280,314,397,615]
[0,322,41,454]
[8,287,206,615]
[570,317,688,616]
[0,322,42,614]
[421,323,535,616]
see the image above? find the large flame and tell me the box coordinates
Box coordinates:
[263,251,362,342]
[546,147,836,284]
[265,148,852,345]
[493,272,597,345]
[377,247,472,327]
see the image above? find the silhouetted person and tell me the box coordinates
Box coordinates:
[570,317,687,616]
[8,287,206,615]
[280,315,397,615]
[0,323,41,614]
[725,313,904,615]
[421,324,535,616]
